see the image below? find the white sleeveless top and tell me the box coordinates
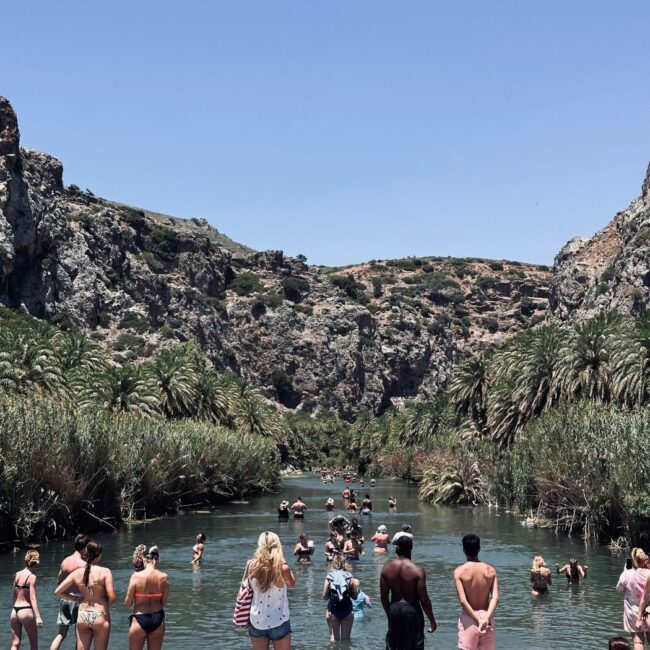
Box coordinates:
[249,577,290,629]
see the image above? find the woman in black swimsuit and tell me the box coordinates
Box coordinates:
[11,550,43,649]
[293,534,315,563]
[125,545,169,650]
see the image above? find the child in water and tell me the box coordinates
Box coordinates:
[352,583,372,620]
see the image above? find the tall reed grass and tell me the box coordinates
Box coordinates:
[0,397,279,545]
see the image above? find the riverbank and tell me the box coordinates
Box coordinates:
[0,397,279,546]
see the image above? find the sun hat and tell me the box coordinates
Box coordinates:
[378,525,388,533]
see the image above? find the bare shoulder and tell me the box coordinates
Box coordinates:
[483,563,497,577]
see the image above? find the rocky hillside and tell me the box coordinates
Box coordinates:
[551,164,650,320]
[0,97,551,418]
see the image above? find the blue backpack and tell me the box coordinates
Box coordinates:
[327,570,352,610]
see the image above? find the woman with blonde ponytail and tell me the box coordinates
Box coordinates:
[247,532,295,649]
[55,541,115,650]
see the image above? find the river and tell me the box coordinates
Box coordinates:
[0,474,631,649]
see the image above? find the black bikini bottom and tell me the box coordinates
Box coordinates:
[130,610,165,634]
[13,605,33,614]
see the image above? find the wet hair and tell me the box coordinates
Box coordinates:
[74,534,90,552]
[532,556,545,571]
[83,541,102,587]
[609,637,631,649]
[632,548,648,569]
[196,533,206,543]
[145,545,159,565]
[365,494,370,499]
[250,532,284,592]
[462,534,481,557]
[25,550,40,568]
[329,553,352,572]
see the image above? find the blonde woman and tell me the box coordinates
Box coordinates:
[530,556,552,596]
[323,553,359,642]
[11,550,43,650]
[125,546,169,650]
[247,532,296,649]
[55,541,116,650]
[622,547,650,650]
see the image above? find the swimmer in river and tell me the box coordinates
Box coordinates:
[278,500,290,520]
[371,525,390,553]
[388,496,397,509]
[370,479,376,487]
[530,556,552,596]
[294,533,315,564]
[348,502,358,514]
[326,498,335,511]
[361,494,372,515]
[325,532,341,562]
[191,533,206,566]
[291,497,307,519]
[556,559,588,585]
[344,530,364,562]
[342,486,351,502]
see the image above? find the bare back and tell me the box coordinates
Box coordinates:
[126,568,169,614]
[69,566,113,610]
[58,552,87,587]
[454,561,496,611]
[381,558,427,606]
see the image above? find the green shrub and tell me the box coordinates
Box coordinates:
[118,311,150,334]
[488,261,504,271]
[292,304,313,316]
[143,226,182,263]
[329,275,367,302]
[229,272,263,296]
[141,251,164,274]
[113,333,146,352]
[281,276,309,302]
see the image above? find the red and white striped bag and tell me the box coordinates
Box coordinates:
[232,561,253,628]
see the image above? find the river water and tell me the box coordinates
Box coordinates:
[0,475,632,649]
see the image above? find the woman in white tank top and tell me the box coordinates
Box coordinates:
[247,531,296,649]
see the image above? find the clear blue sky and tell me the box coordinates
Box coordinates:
[3,1,649,266]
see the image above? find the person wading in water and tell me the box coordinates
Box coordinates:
[380,536,437,649]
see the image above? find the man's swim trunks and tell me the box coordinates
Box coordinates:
[386,600,424,650]
[458,610,495,650]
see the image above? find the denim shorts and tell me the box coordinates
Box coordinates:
[249,619,292,640]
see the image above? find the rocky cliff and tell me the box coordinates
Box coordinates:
[0,97,551,418]
[550,165,650,320]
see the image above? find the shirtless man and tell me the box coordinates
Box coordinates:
[50,533,89,650]
[380,536,437,649]
[453,534,499,650]
[292,497,307,518]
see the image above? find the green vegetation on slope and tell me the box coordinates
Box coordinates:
[352,311,650,544]
[0,308,350,545]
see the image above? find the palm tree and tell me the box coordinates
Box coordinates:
[84,364,159,417]
[399,396,450,447]
[558,313,620,402]
[149,347,198,418]
[449,354,488,432]
[195,371,233,424]
[60,331,106,373]
[234,395,280,439]
[611,315,649,407]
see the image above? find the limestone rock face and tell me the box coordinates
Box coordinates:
[550,165,650,320]
[0,96,553,418]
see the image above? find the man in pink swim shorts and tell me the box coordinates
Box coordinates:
[453,534,499,650]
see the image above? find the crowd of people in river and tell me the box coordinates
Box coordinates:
[8,469,650,650]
